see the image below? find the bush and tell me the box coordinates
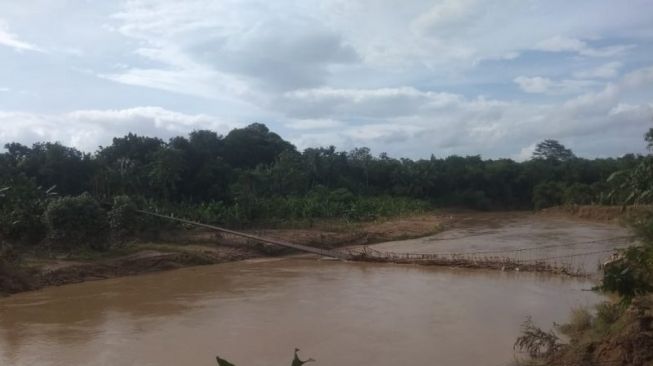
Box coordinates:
[0,177,50,244]
[514,317,562,360]
[459,190,492,211]
[144,192,431,229]
[600,212,653,302]
[108,195,139,242]
[631,209,653,244]
[44,193,110,251]
[594,302,623,330]
[558,308,592,336]
[532,181,565,210]
[600,246,653,302]
[563,183,593,205]
[0,242,33,294]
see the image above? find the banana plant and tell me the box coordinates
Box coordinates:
[607,156,653,205]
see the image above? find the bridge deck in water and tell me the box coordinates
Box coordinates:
[138,210,623,277]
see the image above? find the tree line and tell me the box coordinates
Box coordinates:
[0,123,651,250]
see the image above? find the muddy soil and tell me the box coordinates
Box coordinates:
[3,213,449,295]
[367,211,632,274]
[538,204,652,223]
[2,208,634,296]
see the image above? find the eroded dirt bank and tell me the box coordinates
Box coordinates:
[1,208,634,296]
[3,213,450,295]
[538,204,652,223]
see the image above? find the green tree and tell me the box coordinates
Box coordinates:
[170,131,232,202]
[222,123,295,169]
[563,183,593,205]
[44,193,110,251]
[95,133,164,197]
[108,195,139,243]
[4,142,95,196]
[599,130,653,300]
[532,181,565,209]
[149,148,185,200]
[0,176,52,244]
[532,139,575,161]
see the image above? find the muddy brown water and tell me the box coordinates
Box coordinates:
[0,215,629,366]
[370,214,632,273]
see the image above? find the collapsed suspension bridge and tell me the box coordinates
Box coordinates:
[138,210,350,260]
[138,210,632,277]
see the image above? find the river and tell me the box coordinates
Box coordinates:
[0,215,629,366]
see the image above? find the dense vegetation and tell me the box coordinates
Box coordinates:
[515,221,653,365]
[1,123,650,298]
[2,123,653,362]
[1,123,651,253]
[514,131,653,366]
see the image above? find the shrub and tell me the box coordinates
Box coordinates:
[0,177,50,244]
[514,317,562,360]
[459,190,492,211]
[558,308,592,337]
[0,242,35,294]
[563,183,593,205]
[44,193,110,251]
[108,195,139,242]
[600,246,653,302]
[532,181,565,210]
[594,302,623,329]
[631,209,653,244]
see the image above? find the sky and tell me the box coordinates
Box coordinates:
[1,0,652,160]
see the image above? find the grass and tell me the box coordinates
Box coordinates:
[60,243,141,261]
[0,259,35,295]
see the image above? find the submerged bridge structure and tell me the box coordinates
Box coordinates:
[138,210,628,277]
[137,210,350,260]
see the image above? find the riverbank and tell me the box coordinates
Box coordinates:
[515,295,653,366]
[537,204,653,223]
[1,208,641,365]
[0,252,604,366]
[1,207,636,297]
[1,213,450,296]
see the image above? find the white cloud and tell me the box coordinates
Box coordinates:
[0,0,651,161]
[534,36,633,57]
[279,87,462,118]
[513,76,598,95]
[284,119,344,130]
[535,36,586,53]
[609,103,637,115]
[574,62,622,79]
[101,64,250,101]
[412,0,482,34]
[0,21,41,52]
[107,0,359,94]
[96,0,649,108]
[513,143,537,161]
[0,107,240,152]
[345,123,424,142]
[513,76,553,94]
[622,65,653,88]
[281,65,653,159]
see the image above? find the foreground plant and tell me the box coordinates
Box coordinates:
[513,317,562,363]
[216,348,315,366]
